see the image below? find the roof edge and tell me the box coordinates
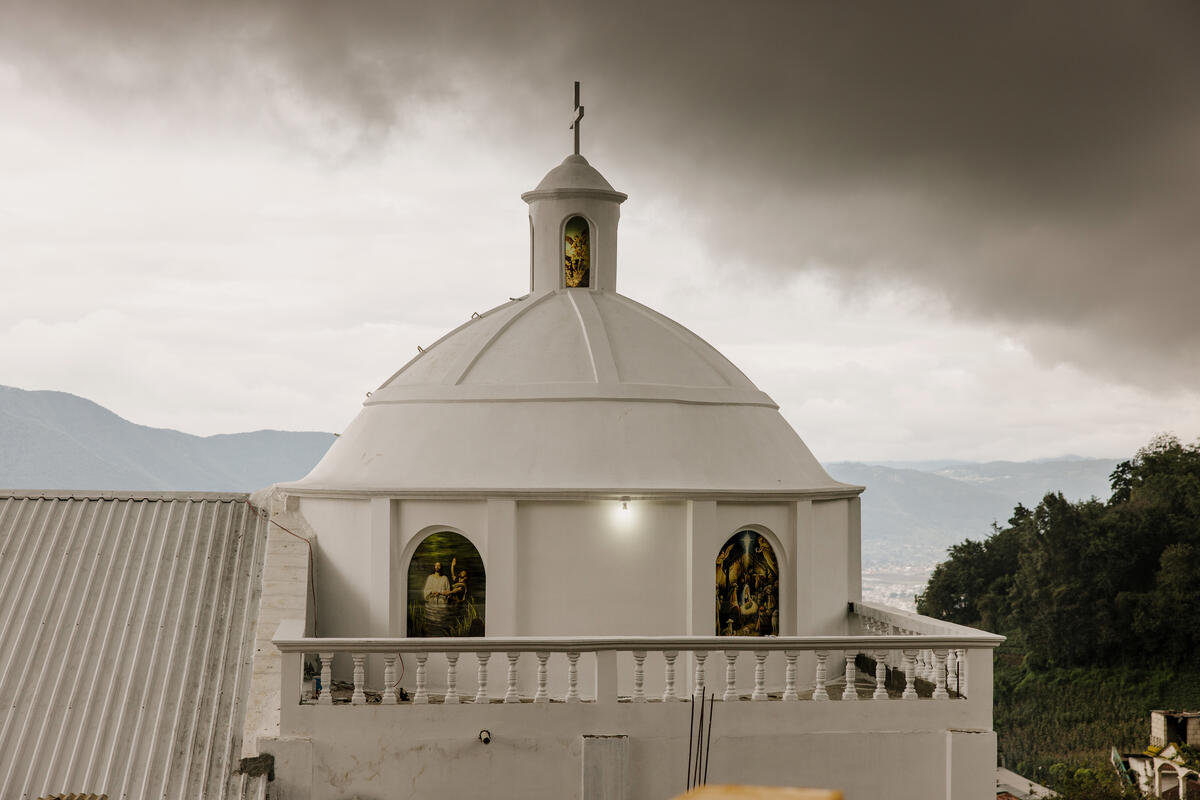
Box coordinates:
[0,489,253,501]
[269,485,866,502]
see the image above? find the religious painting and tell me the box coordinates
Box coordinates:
[563,215,590,287]
[715,530,779,636]
[407,531,485,637]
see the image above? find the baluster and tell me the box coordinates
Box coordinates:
[382,655,398,705]
[351,654,367,705]
[722,651,738,702]
[534,652,550,703]
[662,651,679,702]
[873,650,888,700]
[565,652,581,703]
[413,652,429,704]
[474,651,490,704]
[318,652,334,705]
[902,649,918,700]
[957,649,968,696]
[631,651,647,703]
[504,652,521,703]
[445,652,460,704]
[946,649,958,695]
[812,650,830,701]
[693,651,708,698]
[751,651,768,701]
[782,651,798,702]
[931,649,949,699]
[842,653,858,701]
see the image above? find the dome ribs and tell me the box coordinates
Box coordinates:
[565,290,617,384]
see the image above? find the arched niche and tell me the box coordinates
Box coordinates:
[715,529,780,636]
[563,215,590,288]
[406,530,486,637]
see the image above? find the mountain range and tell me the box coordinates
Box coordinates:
[1,384,1120,605]
[0,385,335,492]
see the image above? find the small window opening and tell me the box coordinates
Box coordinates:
[564,216,590,288]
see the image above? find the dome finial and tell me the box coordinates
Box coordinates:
[570,80,584,156]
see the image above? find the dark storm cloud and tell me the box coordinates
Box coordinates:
[3,1,1198,389]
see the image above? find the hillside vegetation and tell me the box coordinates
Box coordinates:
[918,435,1200,795]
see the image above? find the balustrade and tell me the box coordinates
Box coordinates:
[277,611,1002,708]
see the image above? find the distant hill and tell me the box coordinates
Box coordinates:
[0,385,335,491]
[0,384,1120,569]
[826,462,1015,567]
[827,457,1119,609]
[828,458,1120,568]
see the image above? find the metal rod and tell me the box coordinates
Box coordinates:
[693,687,706,789]
[703,693,715,785]
[686,692,695,791]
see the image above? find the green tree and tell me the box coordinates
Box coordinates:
[920,434,1200,668]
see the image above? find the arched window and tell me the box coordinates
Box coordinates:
[407,531,485,637]
[563,215,590,288]
[715,530,779,636]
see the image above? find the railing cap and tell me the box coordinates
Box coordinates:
[271,632,1005,654]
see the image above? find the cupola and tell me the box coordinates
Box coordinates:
[522,84,627,294]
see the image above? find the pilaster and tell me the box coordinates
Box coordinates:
[368,498,392,636]
[685,500,717,635]
[793,499,813,635]
[847,496,862,604]
[486,499,518,635]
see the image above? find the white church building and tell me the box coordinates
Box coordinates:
[0,99,1003,800]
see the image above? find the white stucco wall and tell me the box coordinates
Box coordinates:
[300,497,371,639]
[297,494,856,641]
[294,491,858,694]
[265,699,996,800]
[516,499,687,635]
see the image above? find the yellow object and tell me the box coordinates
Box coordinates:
[675,786,842,800]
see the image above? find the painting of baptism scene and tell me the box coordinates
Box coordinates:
[407,531,486,637]
[716,530,779,636]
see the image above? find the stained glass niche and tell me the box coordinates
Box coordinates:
[563,216,590,288]
[716,530,779,636]
[407,531,486,637]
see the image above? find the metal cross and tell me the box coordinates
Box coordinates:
[570,81,584,156]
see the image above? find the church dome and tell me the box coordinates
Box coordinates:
[290,134,849,496]
[291,288,846,494]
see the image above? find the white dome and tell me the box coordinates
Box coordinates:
[290,289,848,494]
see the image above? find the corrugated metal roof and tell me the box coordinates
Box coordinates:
[0,492,268,800]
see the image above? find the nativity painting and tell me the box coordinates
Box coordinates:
[715,530,779,636]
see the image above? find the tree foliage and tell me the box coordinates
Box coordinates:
[918,434,1200,668]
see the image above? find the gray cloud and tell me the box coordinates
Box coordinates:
[3,0,1198,388]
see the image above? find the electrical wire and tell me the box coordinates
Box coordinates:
[243,498,409,697]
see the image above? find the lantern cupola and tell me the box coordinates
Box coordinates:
[521,84,627,294]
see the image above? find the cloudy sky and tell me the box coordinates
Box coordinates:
[1,1,1197,462]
